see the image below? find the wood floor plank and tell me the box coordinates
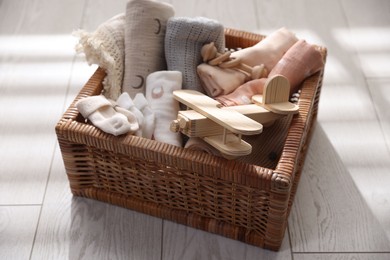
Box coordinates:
[339,0,390,78]
[64,56,98,109]
[0,0,85,205]
[0,48,78,205]
[79,0,127,31]
[341,0,390,27]
[0,206,41,260]
[294,253,390,260]
[253,0,368,86]
[32,1,164,258]
[31,146,163,260]
[165,0,258,31]
[162,221,292,260]
[316,80,390,246]
[340,0,390,33]
[253,0,343,39]
[0,0,85,34]
[252,0,390,252]
[367,78,390,149]
[364,78,390,240]
[289,124,390,252]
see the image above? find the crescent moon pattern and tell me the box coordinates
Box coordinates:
[154,18,161,35]
[151,85,164,99]
[132,75,144,89]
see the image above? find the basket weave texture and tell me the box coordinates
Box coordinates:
[56,28,327,251]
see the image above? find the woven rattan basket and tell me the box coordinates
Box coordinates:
[56,28,327,251]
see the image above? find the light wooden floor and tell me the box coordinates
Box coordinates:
[1,0,389,259]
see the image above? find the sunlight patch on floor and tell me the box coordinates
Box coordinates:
[0,34,77,58]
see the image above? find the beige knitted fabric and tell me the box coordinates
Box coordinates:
[74,13,125,100]
[122,0,175,98]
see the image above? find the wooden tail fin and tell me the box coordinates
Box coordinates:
[252,75,299,115]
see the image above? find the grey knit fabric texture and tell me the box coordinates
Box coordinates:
[165,16,225,93]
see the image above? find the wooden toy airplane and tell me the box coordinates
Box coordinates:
[171,75,299,159]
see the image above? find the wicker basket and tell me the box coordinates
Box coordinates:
[56,28,327,251]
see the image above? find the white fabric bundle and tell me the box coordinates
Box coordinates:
[133,93,155,139]
[146,71,182,147]
[122,0,175,98]
[116,92,145,137]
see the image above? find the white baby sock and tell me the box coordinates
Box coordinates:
[115,92,144,136]
[76,95,132,136]
[73,13,125,100]
[165,16,225,93]
[110,105,140,134]
[122,0,175,98]
[145,71,182,147]
[133,93,155,139]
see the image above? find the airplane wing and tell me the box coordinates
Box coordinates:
[173,90,263,136]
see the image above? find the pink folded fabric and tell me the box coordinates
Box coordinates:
[269,39,324,92]
[197,27,297,98]
[197,64,247,97]
[216,40,324,106]
[230,27,299,73]
[216,78,267,106]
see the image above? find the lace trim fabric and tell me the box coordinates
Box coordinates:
[73,13,125,100]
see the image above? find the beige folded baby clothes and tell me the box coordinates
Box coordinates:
[197,28,297,98]
[216,39,324,106]
[230,27,298,73]
[74,13,125,100]
[122,0,175,98]
[197,64,247,97]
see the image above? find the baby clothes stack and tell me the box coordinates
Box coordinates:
[73,0,324,156]
[73,0,227,149]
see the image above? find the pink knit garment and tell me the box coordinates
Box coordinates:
[197,27,298,98]
[230,27,299,73]
[216,40,324,106]
[216,78,267,106]
[269,39,324,94]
